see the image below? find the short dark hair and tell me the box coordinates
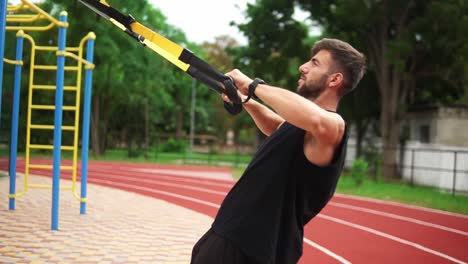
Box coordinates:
[311,38,366,96]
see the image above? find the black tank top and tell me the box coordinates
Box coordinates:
[212,121,349,264]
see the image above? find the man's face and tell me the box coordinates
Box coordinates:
[297,50,333,99]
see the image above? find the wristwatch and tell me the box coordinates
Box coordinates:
[243,78,266,103]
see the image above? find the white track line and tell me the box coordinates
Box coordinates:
[95,172,468,237]
[329,202,468,236]
[92,178,221,208]
[319,214,467,264]
[14,166,465,263]
[131,168,235,181]
[90,178,348,263]
[91,168,234,188]
[91,172,227,195]
[303,238,352,264]
[334,193,468,219]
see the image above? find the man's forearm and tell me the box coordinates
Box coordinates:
[243,99,284,136]
[254,84,329,135]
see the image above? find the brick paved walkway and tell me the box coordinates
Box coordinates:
[0,173,212,263]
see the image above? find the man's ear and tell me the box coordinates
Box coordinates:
[329,73,344,90]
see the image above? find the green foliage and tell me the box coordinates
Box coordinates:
[234,0,309,89]
[127,146,143,158]
[293,0,468,105]
[158,138,187,153]
[9,0,226,156]
[8,0,465,165]
[351,158,368,186]
[281,0,468,178]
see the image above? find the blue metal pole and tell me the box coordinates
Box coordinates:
[0,0,8,132]
[51,12,68,231]
[8,31,24,211]
[80,33,95,215]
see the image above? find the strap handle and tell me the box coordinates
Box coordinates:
[186,67,243,115]
[181,52,243,115]
[222,78,243,115]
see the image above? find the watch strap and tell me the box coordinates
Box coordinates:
[243,78,265,104]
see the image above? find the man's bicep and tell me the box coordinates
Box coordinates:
[308,113,345,145]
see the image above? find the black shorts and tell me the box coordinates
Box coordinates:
[190,228,261,264]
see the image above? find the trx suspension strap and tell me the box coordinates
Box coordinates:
[78,0,243,115]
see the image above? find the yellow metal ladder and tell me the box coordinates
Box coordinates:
[18,35,91,200]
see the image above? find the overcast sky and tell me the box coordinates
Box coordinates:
[8,0,315,45]
[148,0,253,45]
[8,0,252,44]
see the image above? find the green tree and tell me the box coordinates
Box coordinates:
[235,0,309,87]
[239,0,467,178]
[201,35,249,144]
[38,0,219,157]
[4,0,231,158]
[231,0,311,146]
[340,71,380,158]
[41,0,152,156]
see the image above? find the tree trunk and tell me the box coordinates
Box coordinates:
[367,12,405,179]
[377,70,403,180]
[380,113,400,179]
[90,94,101,157]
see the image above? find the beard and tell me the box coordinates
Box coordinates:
[297,73,328,99]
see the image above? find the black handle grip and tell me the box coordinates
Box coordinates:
[222,78,243,115]
[187,67,242,115]
[223,101,242,115]
[180,50,226,83]
[187,66,224,94]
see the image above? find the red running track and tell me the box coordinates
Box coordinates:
[2,158,467,264]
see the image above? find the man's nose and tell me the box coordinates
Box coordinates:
[299,63,307,73]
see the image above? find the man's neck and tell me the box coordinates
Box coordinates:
[310,92,339,112]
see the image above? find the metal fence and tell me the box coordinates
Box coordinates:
[132,136,468,194]
[346,143,468,194]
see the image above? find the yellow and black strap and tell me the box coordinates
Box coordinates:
[79,0,242,115]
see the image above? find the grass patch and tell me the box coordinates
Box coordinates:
[0,147,8,156]
[232,166,248,180]
[94,149,252,168]
[1,148,252,167]
[337,174,468,214]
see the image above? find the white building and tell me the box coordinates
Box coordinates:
[405,105,468,146]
